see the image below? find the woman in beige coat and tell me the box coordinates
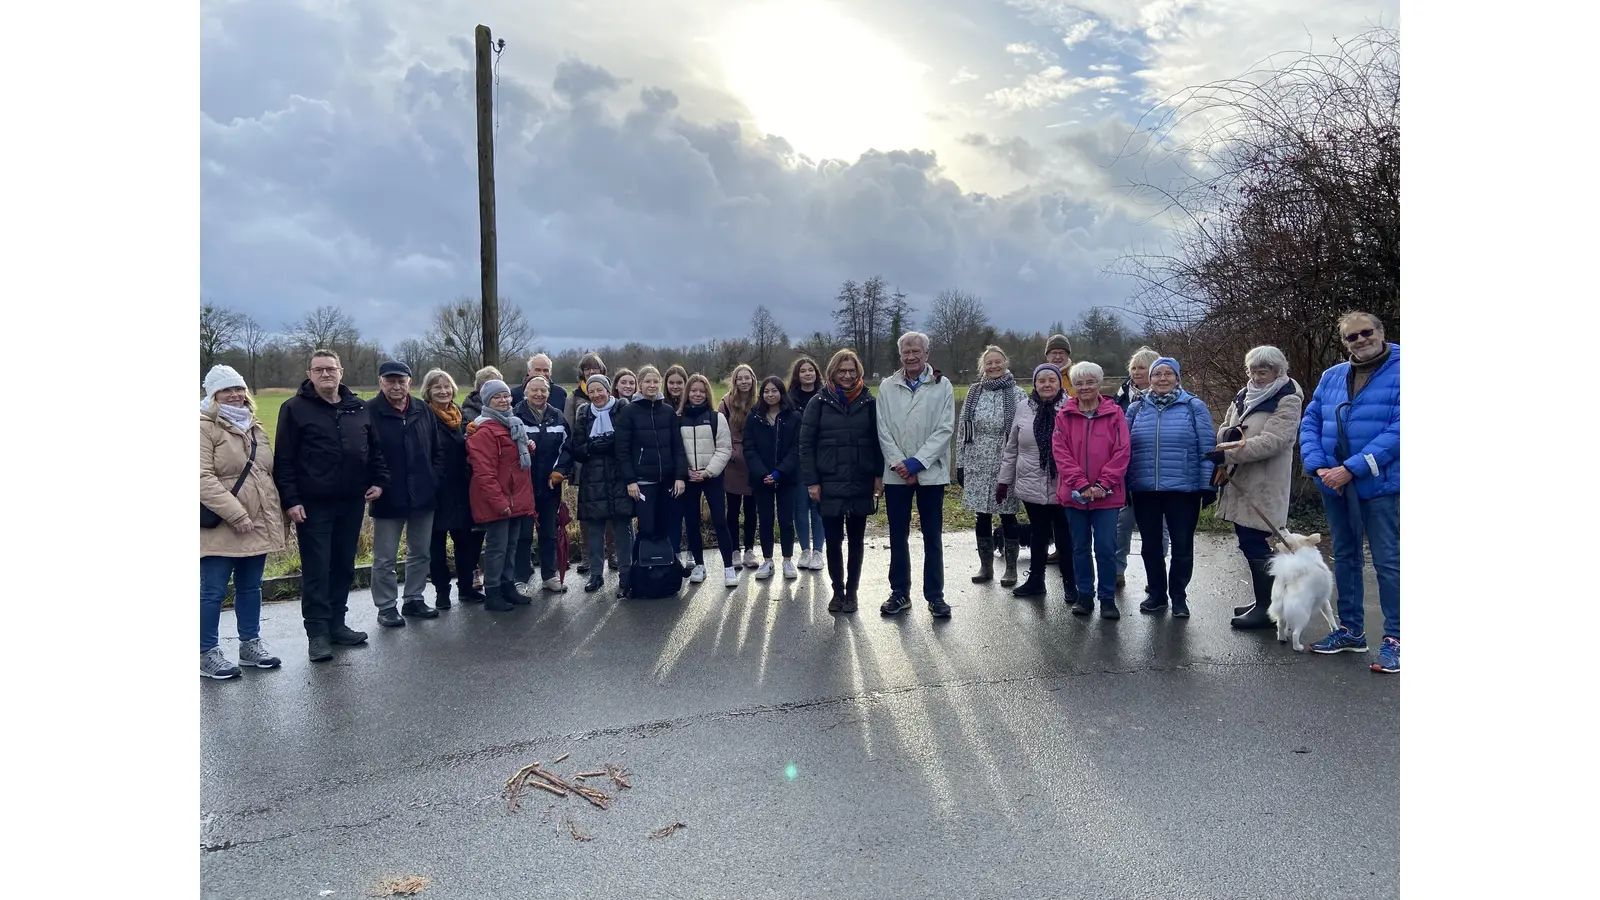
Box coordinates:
[200,366,287,679]
[1206,346,1304,630]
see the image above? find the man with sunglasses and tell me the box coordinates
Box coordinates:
[1299,312,1400,673]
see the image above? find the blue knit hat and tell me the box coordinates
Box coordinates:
[1150,357,1180,380]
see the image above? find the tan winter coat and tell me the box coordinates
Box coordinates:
[200,403,288,558]
[1214,380,1303,534]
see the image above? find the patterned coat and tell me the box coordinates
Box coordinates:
[957,383,1026,515]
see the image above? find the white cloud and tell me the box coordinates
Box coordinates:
[950,66,979,84]
[1087,63,1122,72]
[1062,19,1098,47]
[986,67,1120,112]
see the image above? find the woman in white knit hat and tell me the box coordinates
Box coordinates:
[200,365,286,679]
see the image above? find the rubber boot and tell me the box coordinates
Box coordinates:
[1231,559,1275,629]
[972,533,995,583]
[1000,537,1020,587]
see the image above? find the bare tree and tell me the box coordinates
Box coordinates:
[200,303,247,376]
[282,305,361,360]
[421,297,537,381]
[795,330,834,366]
[238,316,270,387]
[748,304,789,376]
[925,289,991,380]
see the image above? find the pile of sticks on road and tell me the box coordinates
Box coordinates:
[503,752,632,814]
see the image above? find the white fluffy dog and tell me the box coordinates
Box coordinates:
[1267,532,1337,651]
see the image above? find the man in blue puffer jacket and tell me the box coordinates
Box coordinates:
[1299,311,1400,673]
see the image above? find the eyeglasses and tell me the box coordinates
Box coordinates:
[1343,328,1376,343]
[310,367,341,375]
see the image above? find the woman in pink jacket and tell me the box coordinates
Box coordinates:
[1052,361,1132,619]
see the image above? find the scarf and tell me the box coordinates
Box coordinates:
[960,371,1017,444]
[835,381,864,405]
[1149,390,1181,409]
[587,397,617,437]
[429,399,462,432]
[476,405,530,469]
[1241,376,1290,418]
[205,399,255,432]
[1029,390,1065,477]
[1348,343,1392,398]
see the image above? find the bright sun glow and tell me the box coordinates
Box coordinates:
[718,0,929,162]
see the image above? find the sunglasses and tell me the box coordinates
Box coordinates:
[1343,328,1376,343]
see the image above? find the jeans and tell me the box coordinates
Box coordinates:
[295,498,366,638]
[429,526,482,591]
[726,492,757,552]
[517,488,560,582]
[683,474,734,568]
[1065,507,1119,601]
[587,515,634,587]
[885,483,946,603]
[754,481,796,559]
[200,554,266,653]
[1023,502,1074,587]
[792,480,825,552]
[1323,491,1400,640]
[371,512,434,609]
[1131,491,1201,603]
[1116,503,1168,575]
[822,514,867,593]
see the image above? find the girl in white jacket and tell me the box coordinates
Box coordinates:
[678,374,739,587]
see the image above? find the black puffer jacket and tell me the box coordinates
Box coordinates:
[559,403,632,521]
[428,406,474,532]
[743,408,801,485]
[513,400,570,500]
[366,395,444,519]
[615,395,686,485]
[273,380,389,508]
[799,388,883,517]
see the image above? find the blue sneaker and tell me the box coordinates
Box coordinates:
[1311,626,1368,654]
[1371,637,1399,673]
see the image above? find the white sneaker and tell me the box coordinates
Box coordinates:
[723,566,739,588]
[808,549,825,570]
[690,564,707,583]
[755,559,775,580]
[782,559,798,579]
[742,549,759,568]
[515,581,536,598]
[542,576,568,593]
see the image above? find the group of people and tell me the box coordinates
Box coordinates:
[199,313,1399,677]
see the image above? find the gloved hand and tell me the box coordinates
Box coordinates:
[549,471,565,490]
[995,483,1009,502]
[1204,449,1227,466]
[1201,489,1218,509]
[1222,426,1244,444]
[956,467,965,487]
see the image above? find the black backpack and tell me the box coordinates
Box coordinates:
[627,532,687,599]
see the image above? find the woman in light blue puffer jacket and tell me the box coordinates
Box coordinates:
[1124,357,1216,618]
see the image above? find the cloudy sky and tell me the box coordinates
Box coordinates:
[201,0,1398,352]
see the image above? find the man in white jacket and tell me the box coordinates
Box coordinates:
[876,331,957,617]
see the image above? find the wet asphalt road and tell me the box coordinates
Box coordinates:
[200,530,1398,900]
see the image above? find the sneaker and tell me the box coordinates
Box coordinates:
[842,589,858,614]
[1370,637,1400,673]
[1100,598,1121,620]
[755,560,775,580]
[742,549,759,568]
[377,607,406,627]
[928,599,952,618]
[690,564,706,583]
[307,635,334,662]
[1070,595,1094,616]
[1171,598,1190,618]
[515,581,536,598]
[1311,627,1369,654]
[238,639,282,669]
[200,647,241,680]
[782,559,798,580]
[827,589,844,613]
[542,577,568,593]
[401,599,439,619]
[329,624,368,645]
[724,566,739,588]
[1138,596,1168,614]
[880,592,911,616]
[808,550,826,570]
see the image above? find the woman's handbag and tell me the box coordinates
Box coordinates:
[202,433,258,528]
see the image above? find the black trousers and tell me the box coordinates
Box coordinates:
[822,513,867,593]
[753,482,796,559]
[635,482,676,539]
[1022,501,1074,587]
[976,512,1018,542]
[682,474,734,568]
[429,525,482,590]
[1131,490,1202,603]
[726,492,758,551]
[295,498,365,638]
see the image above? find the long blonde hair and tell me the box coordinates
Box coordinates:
[722,363,758,424]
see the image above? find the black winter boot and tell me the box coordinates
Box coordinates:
[1012,568,1047,597]
[1231,559,1276,629]
[972,534,995,583]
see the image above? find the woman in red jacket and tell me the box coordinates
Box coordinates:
[1052,361,1131,620]
[466,380,536,612]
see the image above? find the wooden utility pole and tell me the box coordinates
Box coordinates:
[474,24,500,368]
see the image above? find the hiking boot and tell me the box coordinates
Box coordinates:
[1100,598,1121,620]
[484,591,515,611]
[880,592,912,616]
[505,583,532,606]
[200,647,241,680]
[1371,637,1400,673]
[401,599,439,619]
[689,564,707,584]
[1012,570,1047,597]
[378,607,406,627]
[1232,560,1274,629]
[542,577,568,594]
[1000,537,1020,587]
[329,624,368,645]
[306,635,334,662]
[928,599,952,618]
[434,585,453,609]
[1311,627,1368,654]
[457,582,486,602]
[238,639,281,669]
[1071,594,1094,616]
[783,559,798,579]
[1138,596,1168,614]
[971,534,995,583]
[828,589,845,613]
[755,559,775,580]
[724,566,739,588]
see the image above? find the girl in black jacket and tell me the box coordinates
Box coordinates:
[800,349,883,613]
[745,376,801,581]
[615,365,686,542]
